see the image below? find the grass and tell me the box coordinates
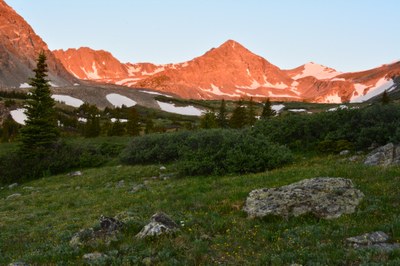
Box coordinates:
[1,154,400,265]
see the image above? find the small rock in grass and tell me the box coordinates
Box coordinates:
[129,184,146,194]
[6,193,21,200]
[23,186,35,191]
[136,212,179,238]
[142,257,153,266]
[100,215,124,232]
[83,252,107,261]
[8,183,18,189]
[159,166,166,171]
[8,262,29,266]
[68,171,82,177]
[339,150,350,156]
[346,231,400,252]
[116,180,125,188]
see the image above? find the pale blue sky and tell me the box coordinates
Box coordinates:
[6,0,400,72]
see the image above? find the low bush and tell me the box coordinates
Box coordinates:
[0,141,114,184]
[121,129,293,176]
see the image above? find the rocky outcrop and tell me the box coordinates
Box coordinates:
[364,143,400,166]
[0,1,76,88]
[136,212,179,238]
[243,177,364,219]
[347,231,400,252]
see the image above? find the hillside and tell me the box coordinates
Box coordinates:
[1,152,399,264]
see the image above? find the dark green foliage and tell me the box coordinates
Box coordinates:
[0,90,28,99]
[120,131,191,164]
[254,104,400,151]
[0,141,120,184]
[78,103,101,137]
[261,98,276,119]
[381,90,391,105]
[200,112,218,129]
[121,128,293,176]
[178,129,292,176]
[108,120,126,136]
[247,98,257,126]
[144,118,155,134]
[126,108,140,136]
[19,52,59,152]
[216,99,228,128]
[229,100,247,128]
[1,115,20,142]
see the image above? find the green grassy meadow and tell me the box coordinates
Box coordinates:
[1,152,399,265]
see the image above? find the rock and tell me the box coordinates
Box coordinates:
[347,231,389,245]
[22,186,35,190]
[68,171,82,177]
[8,262,29,266]
[100,215,124,232]
[159,173,175,180]
[129,184,146,194]
[243,177,364,219]
[347,231,400,252]
[364,143,400,166]
[142,257,153,266]
[6,193,21,200]
[339,150,350,156]
[160,166,166,171]
[116,180,125,188]
[83,252,107,261]
[69,228,95,247]
[8,183,18,189]
[136,212,179,238]
[348,155,360,162]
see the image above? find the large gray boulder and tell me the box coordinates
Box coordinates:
[364,143,400,166]
[347,231,400,252]
[244,177,364,219]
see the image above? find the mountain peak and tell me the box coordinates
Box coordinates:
[218,39,246,50]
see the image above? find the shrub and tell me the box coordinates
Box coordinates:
[120,131,191,164]
[0,141,113,184]
[121,128,293,176]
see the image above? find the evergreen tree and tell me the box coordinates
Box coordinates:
[108,119,125,136]
[144,118,155,134]
[381,90,390,105]
[1,115,20,142]
[200,111,218,129]
[261,98,276,119]
[126,107,140,136]
[229,100,247,128]
[79,103,101,137]
[20,52,59,151]
[247,97,257,126]
[216,99,228,128]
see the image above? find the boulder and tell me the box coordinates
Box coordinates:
[243,177,364,219]
[136,212,179,238]
[68,171,82,177]
[347,231,400,252]
[339,150,350,156]
[364,143,400,166]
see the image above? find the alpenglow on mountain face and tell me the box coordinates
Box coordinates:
[53,40,400,103]
[1,0,399,103]
[0,0,76,88]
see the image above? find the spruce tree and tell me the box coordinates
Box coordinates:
[381,90,390,105]
[126,107,140,136]
[229,100,247,128]
[247,97,257,126]
[20,52,59,152]
[261,98,276,119]
[216,99,228,128]
[1,115,20,143]
[200,111,218,129]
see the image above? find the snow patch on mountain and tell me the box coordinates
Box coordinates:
[10,108,27,125]
[293,62,341,80]
[139,90,172,97]
[106,93,137,107]
[271,104,285,112]
[19,83,32,88]
[52,94,84,107]
[350,78,395,103]
[157,101,204,116]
